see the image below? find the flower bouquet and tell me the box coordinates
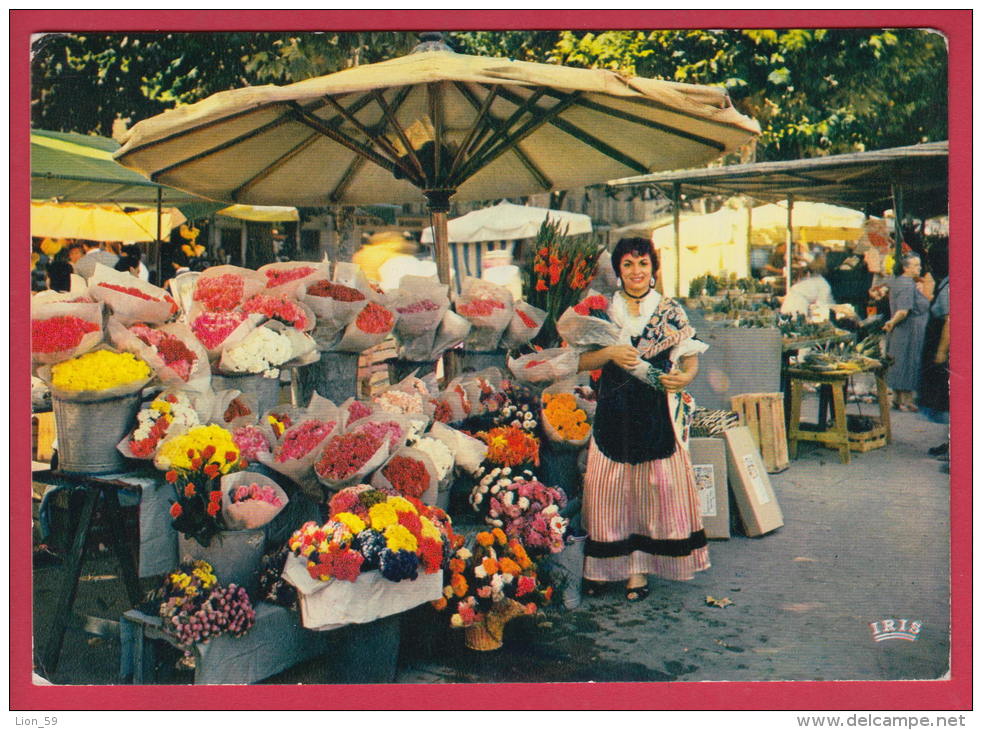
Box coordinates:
[427,421,488,477]
[313,429,389,491]
[167,271,200,321]
[474,423,541,470]
[109,319,211,392]
[189,309,262,361]
[371,447,439,503]
[331,300,398,353]
[299,278,369,349]
[258,261,329,298]
[338,397,378,431]
[242,293,315,332]
[522,217,604,348]
[479,473,569,555]
[31,301,104,366]
[507,347,580,386]
[555,292,620,349]
[281,487,451,629]
[256,393,339,489]
[88,263,179,326]
[148,560,256,667]
[119,392,200,460]
[220,471,289,530]
[218,324,295,379]
[155,424,243,546]
[192,265,265,313]
[231,423,273,462]
[540,390,591,450]
[350,414,415,451]
[392,275,451,359]
[455,278,514,352]
[433,529,550,651]
[39,347,153,403]
[412,310,472,363]
[409,436,454,483]
[500,300,548,351]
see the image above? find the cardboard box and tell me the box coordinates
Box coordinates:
[723,426,784,536]
[688,437,730,539]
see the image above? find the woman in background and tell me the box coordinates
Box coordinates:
[883,253,930,412]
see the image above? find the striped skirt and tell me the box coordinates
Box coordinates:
[582,438,710,582]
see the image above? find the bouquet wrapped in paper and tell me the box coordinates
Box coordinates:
[428,422,488,476]
[500,300,547,351]
[191,265,265,313]
[392,275,450,358]
[194,388,260,430]
[168,272,200,321]
[220,471,289,530]
[299,278,370,350]
[540,377,593,450]
[31,300,103,366]
[108,319,211,393]
[338,397,379,432]
[331,300,398,353]
[455,278,514,351]
[242,293,316,332]
[555,292,619,349]
[371,447,440,503]
[257,394,339,489]
[218,323,298,379]
[188,307,262,361]
[348,413,416,451]
[507,348,580,386]
[482,473,569,555]
[88,263,179,326]
[230,423,274,462]
[119,391,201,460]
[38,347,153,403]
[313,429,390,491]
[258,261,329,299]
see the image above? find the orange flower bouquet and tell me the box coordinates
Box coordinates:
[540,391,592,450]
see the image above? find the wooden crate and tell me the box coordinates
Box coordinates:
[730,393,789,474]
[32,411,56,463]
[821,421,887,453]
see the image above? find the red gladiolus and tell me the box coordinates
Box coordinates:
[165,470,178,483]
[203,463,220,479]
[184,484,197,497]
[206,501,221,517]
[169,503,183,518]
[209,491,222,503]
[535,280,548,292]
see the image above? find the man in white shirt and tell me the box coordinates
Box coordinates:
[780,256,834,318]
[73,240,119,279]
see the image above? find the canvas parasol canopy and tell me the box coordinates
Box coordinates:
[420,200,592,243]
[30,200,185,242]
[114,33,759,287]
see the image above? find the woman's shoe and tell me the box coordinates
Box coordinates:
[899,403,918,412]
[583,580,604,598]
[625,584,650,602]
[928,442,949,457]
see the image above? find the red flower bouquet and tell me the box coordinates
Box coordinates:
[30,301,104,364]
[557,291,619,349]
[455,278,515,352]
[372,450,437,501]
[89,266,179,325]
[242,294,313,331]
[124,323,201,384]
[259,262,326,297]
[306,281,366,302]
[190,311,253,354]
[194,273,243,312]
[314,430,388,489]
[330,300,398,353]
[274,419,337,463]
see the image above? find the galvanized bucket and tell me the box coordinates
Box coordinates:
[294,351,361,407]
[52,391,142,475]
[551,531,588,610]
[213,373,282,416]
[177,528,265,595]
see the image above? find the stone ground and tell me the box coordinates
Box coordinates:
[30,392,951,685]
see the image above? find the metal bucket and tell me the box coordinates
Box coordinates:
[294,351,361,407]
[177,529,265,595]
[213,373,282,416]
[52,391,142,475]
[551,531,588,610]
[460,349,507,373]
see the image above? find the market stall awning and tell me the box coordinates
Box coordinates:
[31,129,223,212]
[607,142,948,216]
[420,201,592,244]
[30,200,185,242]
[215,204,300,222]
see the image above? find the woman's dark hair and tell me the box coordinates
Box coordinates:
[115,255,140,273]
[611,237,659,276]
[47,260,73,292]
[122,244,143,260]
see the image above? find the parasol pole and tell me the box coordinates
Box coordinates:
[155,186,163,284]
[672,183,682,298]
[785,194,794,293]
[424,188,457,380]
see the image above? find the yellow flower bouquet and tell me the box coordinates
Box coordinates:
[41,348,153,403]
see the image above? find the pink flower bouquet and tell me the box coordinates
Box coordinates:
[258,261,329,298]
[242,293,315,332]
[191,265,265,313]
[31,301,104,365]
[109,319,211,392]
[220,471,289,530]
[88,263,178,326]
[231,424,273,462]
[479,472,569,555]
[338,397,378,431]
[257,393,339,490]
[189,308,261,360]
[454,278,515,352]
[314,429,389,490]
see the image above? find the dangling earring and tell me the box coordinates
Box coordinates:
[617,277,623,288]
[650,277,656,287]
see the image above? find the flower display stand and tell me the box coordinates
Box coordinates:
[177,529,265,596]
[51,391,142,475]
[294,351,361,407]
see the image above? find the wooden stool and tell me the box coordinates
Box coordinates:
[730,393,789,473]
[785,365,892,465]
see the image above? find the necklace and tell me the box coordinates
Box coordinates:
[622,287,651,300]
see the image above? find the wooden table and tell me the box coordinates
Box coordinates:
[33,469,146,676]
[785,362,891,465]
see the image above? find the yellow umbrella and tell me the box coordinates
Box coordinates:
[215,204,300,222]
[30,200,185,242]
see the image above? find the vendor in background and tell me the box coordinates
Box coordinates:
[883,253,930,412]
[73,239,119,279]
[33,260,86,303]
[114,255,142,277]
[919,240,950,459]
[779,256,834,318]
[760,240,810,279]
[121,244,150,281]
[825,240,873,316]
